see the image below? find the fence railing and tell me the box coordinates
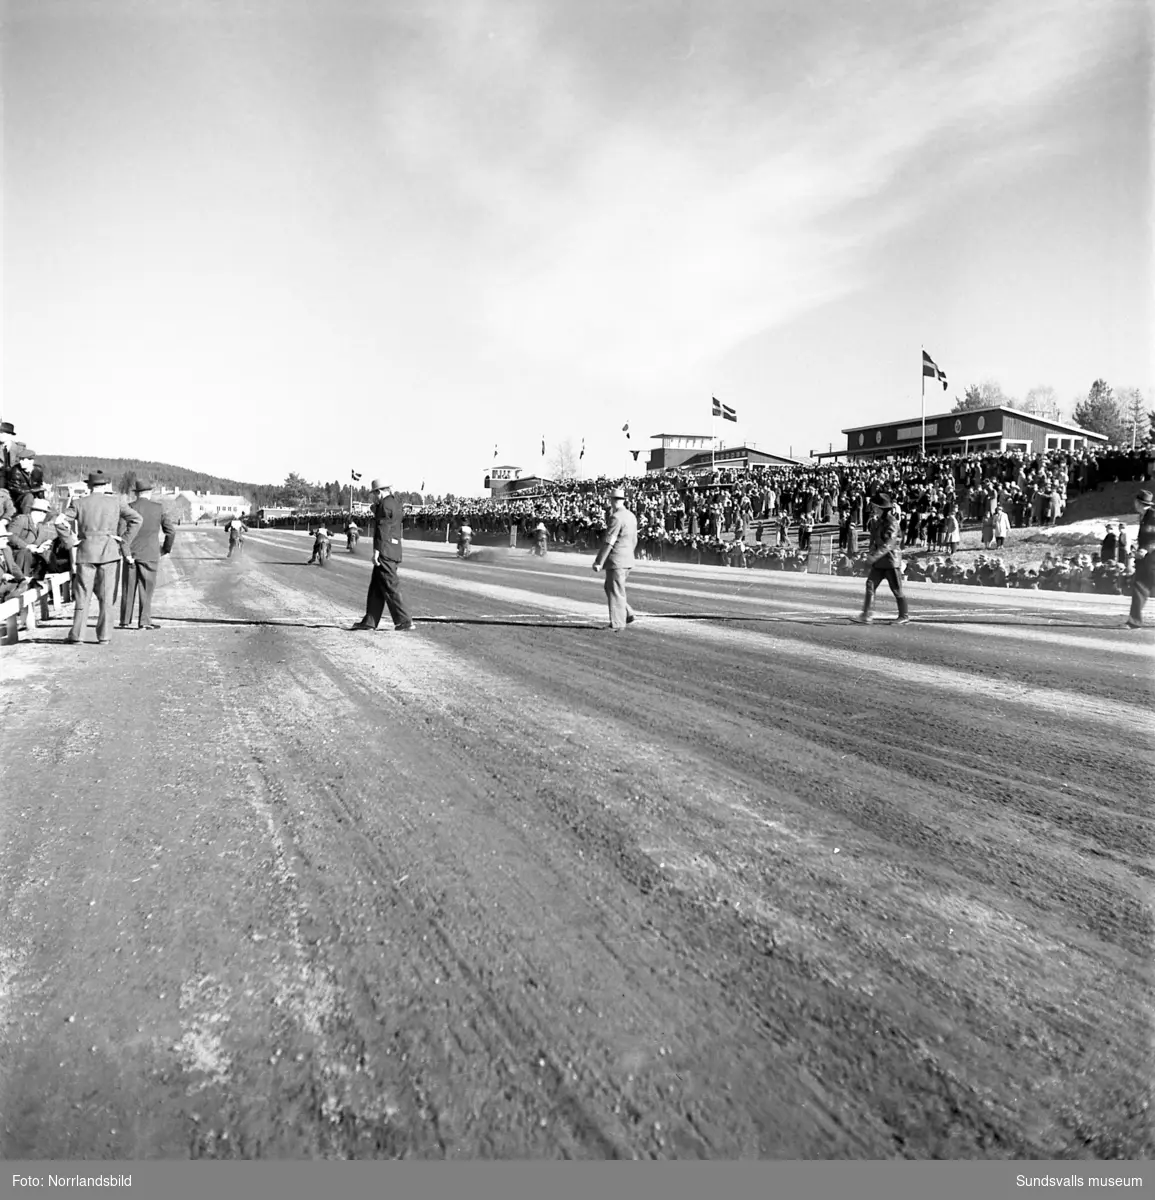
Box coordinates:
[0,572,72,647]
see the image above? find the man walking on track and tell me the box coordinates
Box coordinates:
[853,492,909,625]
[592,486,638,631]
[118,479,176,630]
[351,478,414,632]
[1126,489,1155,629]
[65,470,143,645]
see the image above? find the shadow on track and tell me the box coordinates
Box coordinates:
[151,615,342,629]
[412,616,604,629]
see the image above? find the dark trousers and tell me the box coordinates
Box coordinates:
[365,557,411,628]
[70,560,117,641]
[1130,553,1155,623]
[120,559,159,626]
[863,564,908,617]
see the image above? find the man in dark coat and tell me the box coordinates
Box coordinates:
[853,492,910,625]
[351,479,414,631]
[6,447,46,514]
[63,470,142,645]
[117,479,176,630]
[1126,490,1155,629]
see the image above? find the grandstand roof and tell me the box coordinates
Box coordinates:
[842,404,1107,440]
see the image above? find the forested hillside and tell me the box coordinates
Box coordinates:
[35,456,429,507]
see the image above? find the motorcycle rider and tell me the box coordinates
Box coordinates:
[532,521,549,557]
[226,515,248,558]
[345,516,361,552]
[457,522,473,557]
[309,522,332,564]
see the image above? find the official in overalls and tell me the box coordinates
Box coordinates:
[1126,489,1155,629]
[853,492,910,626]
[65,470,142,645]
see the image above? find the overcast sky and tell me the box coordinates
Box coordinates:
[2,0,1151,494]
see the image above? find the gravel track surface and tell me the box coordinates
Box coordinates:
[1,530,1152,1159]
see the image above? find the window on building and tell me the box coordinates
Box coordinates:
[1046,436,1059,450]
[1060,438,1072,451]
[1003,441,1030,453]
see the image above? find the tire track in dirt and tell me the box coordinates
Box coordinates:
[197,555,1151,1157]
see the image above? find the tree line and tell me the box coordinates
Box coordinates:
[33,457,434,507]
[950,379,1152,445]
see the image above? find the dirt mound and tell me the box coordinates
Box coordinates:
[1059,480,1149,526]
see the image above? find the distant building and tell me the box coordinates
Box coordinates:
[174,490,251,522]
[647,434,800,473]
[830,405,1109,461]
[52,481,88,506]
[645,434,715,472]
[485,465,526,497]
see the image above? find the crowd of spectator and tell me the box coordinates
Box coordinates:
[0,427,76,602]
[2,433,1151,604]
[408,442,1154,593]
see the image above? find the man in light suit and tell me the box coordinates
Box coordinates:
[118,479,176,630]
[64,470,142,645]
[351,478,414,631]
[592,486,638,631]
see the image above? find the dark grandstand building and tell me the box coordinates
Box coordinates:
[826,405,1109,461]
[647,433,799,473]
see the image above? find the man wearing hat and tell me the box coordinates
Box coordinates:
[1125,490,1155,628]
[118,479,176,630]
[6,446,45,515]
[351,479,414,631]
[592,486,638,631]
[0,421,16,495]
[63,470,143,645]
[7,495,55,578]
[532,520,549,557]
[853,492,910,625]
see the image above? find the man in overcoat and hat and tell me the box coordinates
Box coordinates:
[351,479,414,631]
[118,479,176,630]
[853,492,910,625]
[592,486,638,631]
[64,470,142,644]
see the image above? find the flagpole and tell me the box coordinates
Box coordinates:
[920,345,926,457]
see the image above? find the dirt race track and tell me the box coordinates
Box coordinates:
[1,529,1152,1160]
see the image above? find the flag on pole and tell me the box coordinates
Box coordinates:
[351,470,362,481]
[493,444,498,458]
[712,396,737,422]
[922,351,948,390]
[579,438,585,460]
[420,480,425,491]
[622,422,630,440]
[630,450,641,461]
[542,436,546,457]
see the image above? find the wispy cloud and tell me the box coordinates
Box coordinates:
[372,0,1133,384]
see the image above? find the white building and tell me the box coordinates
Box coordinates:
[173,491,251,522]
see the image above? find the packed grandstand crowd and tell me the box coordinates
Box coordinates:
[402,443,1154,594]
[4,434,1152,601]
